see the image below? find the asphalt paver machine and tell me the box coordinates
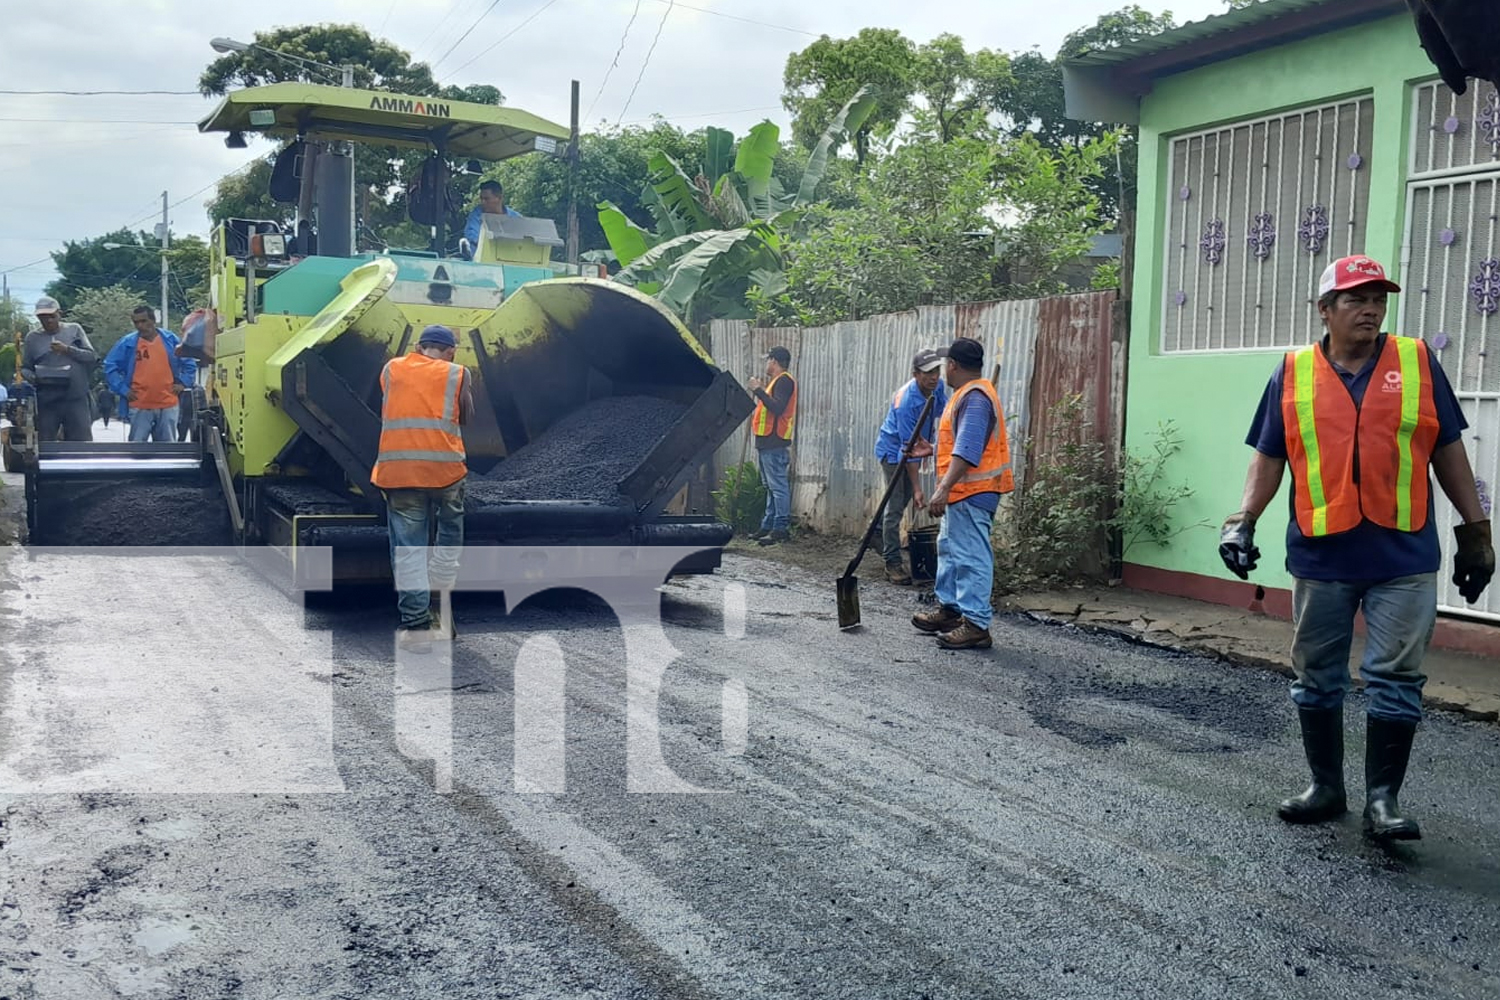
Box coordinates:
[15,83,752,584]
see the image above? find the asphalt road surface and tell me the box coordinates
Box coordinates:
[1,546,1497,999]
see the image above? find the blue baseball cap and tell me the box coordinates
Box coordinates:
[419,324,457,348]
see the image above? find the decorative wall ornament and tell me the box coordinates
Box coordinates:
[1298,205,1330,254]
[1247,213,1276,260]
[1347,154,1363,170]
[1470,258,1500,315]
[1174,290,1188,307]
[1441,227,1458,247]
[1432,332,1450,350]
[1200,219,1227,265]
[1444,115,1462,135]
[1480,91,1500,151]
[1180,186,1192,201]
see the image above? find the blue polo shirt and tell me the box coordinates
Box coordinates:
[1245,335,1467,581]
[875,379,947,464]
[949,389,1000,514]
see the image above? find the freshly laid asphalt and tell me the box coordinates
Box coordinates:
[0,543,1497,999]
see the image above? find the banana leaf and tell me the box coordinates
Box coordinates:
[646,151,715,234]
[614,230,720,288]
[595,200,657,268]
[796,85,877,207]
[656,228,779,318]
[705,127,735,188]
[733,121,782,221]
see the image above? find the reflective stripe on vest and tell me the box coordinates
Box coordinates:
[1280,335,1439,537]
[751,371,797,441]
[371,353,467,489]
[936,379,1014,501]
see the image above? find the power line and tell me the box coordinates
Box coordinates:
[377,0,398,34]
[615,104,783,126]
[432,0,507,72]
[439,0,566,82]
[649,0,816,37]
[0,117,196,124]
[412,0,479,63]
[584,0,643,123]
[617,0,673,124]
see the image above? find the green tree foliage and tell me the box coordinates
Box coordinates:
[598,92,877,325]
[68,285,143,365]
[783,29,916,157]
[43,231,209,317]
[200,24,507,249]
[762,115,1118,326]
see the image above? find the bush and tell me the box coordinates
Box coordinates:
[714,460,768,535]
[994,396,1195,590]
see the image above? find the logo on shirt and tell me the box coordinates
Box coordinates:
[1382,369,1403,393]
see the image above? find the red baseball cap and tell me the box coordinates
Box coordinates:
[1318,255,1401,296]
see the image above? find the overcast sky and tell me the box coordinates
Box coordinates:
[0,0,1233,313]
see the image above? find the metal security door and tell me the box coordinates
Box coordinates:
[1401,81,1500,621]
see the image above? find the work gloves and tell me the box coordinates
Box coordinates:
[1218,511,1260,580]
[1453,520,1495,604]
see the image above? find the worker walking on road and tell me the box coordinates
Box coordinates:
[1220,255,1494,841]
[103,306,196,442]
[875,347,948,584]
[746,346,797,546]
[371,324,474,653]
[911,337,1013,650]
[20,296,96,442]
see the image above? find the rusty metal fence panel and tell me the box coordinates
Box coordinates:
[707,292,1116,535]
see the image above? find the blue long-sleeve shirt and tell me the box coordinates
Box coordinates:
[875,379,947,464]
[103,329,197,419]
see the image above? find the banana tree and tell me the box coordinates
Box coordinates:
[597,86,876,323]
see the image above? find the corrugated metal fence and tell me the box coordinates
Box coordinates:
[705,291,1119,536]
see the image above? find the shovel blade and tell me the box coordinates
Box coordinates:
[836,574,861,629]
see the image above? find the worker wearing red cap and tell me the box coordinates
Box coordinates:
[1221,254,1494,841]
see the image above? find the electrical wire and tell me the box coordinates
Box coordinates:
[411,0,479,63]
[616,0,673,124]
[431,0,507,72]
[648,0,816,36]
[377,0,398,34]
[438,0,566,82]
[584,0,643,123]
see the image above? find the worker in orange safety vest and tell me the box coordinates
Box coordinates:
[746,345,797,546]
[1221,254,1494,841]
[372,324,475,653]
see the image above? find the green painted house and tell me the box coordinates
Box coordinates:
[1064,0,1500,625]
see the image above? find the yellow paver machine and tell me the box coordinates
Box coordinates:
[17,83,752,584]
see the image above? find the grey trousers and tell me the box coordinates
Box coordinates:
[880,460,915,568]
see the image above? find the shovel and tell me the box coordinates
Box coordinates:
[837,393,936,629]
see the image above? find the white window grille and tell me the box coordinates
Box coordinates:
[1410,79,1500,178]
[1161,97,1374,354]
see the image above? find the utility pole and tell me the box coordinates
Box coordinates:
[159,190,171,332]
[566,79,580,271]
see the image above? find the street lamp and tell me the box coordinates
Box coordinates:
[209,37,354,88]
[101,241,170,332]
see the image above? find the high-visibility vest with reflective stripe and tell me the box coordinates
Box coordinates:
[751,371,796,442]
[370,352,468,489]
[937,379,1014,502]
[1280,335,1440,537]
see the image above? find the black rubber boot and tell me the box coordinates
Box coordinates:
[1364,716,1422,841]
[1277,706,1347,824]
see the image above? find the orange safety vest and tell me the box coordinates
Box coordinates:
[937,379,1013,502]
[370,352,468,490]
[1280,336,1440,537]
[751,371,797,442]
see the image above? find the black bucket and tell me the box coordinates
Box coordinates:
[908,526,938,583]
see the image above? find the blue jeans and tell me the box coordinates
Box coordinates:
[128,404,178,442]
[758,446,791,532]
[1290,573,1436,723]
[933,498,995,629]
[386,480,466,630]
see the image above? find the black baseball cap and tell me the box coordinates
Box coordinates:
[766,346,791,367]
[946,337,983,370]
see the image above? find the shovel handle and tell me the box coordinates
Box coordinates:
[842,393,936,580]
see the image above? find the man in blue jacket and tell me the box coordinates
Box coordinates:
[874,347,948,584]
[104,306,197,442]
[461,180,521,260]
